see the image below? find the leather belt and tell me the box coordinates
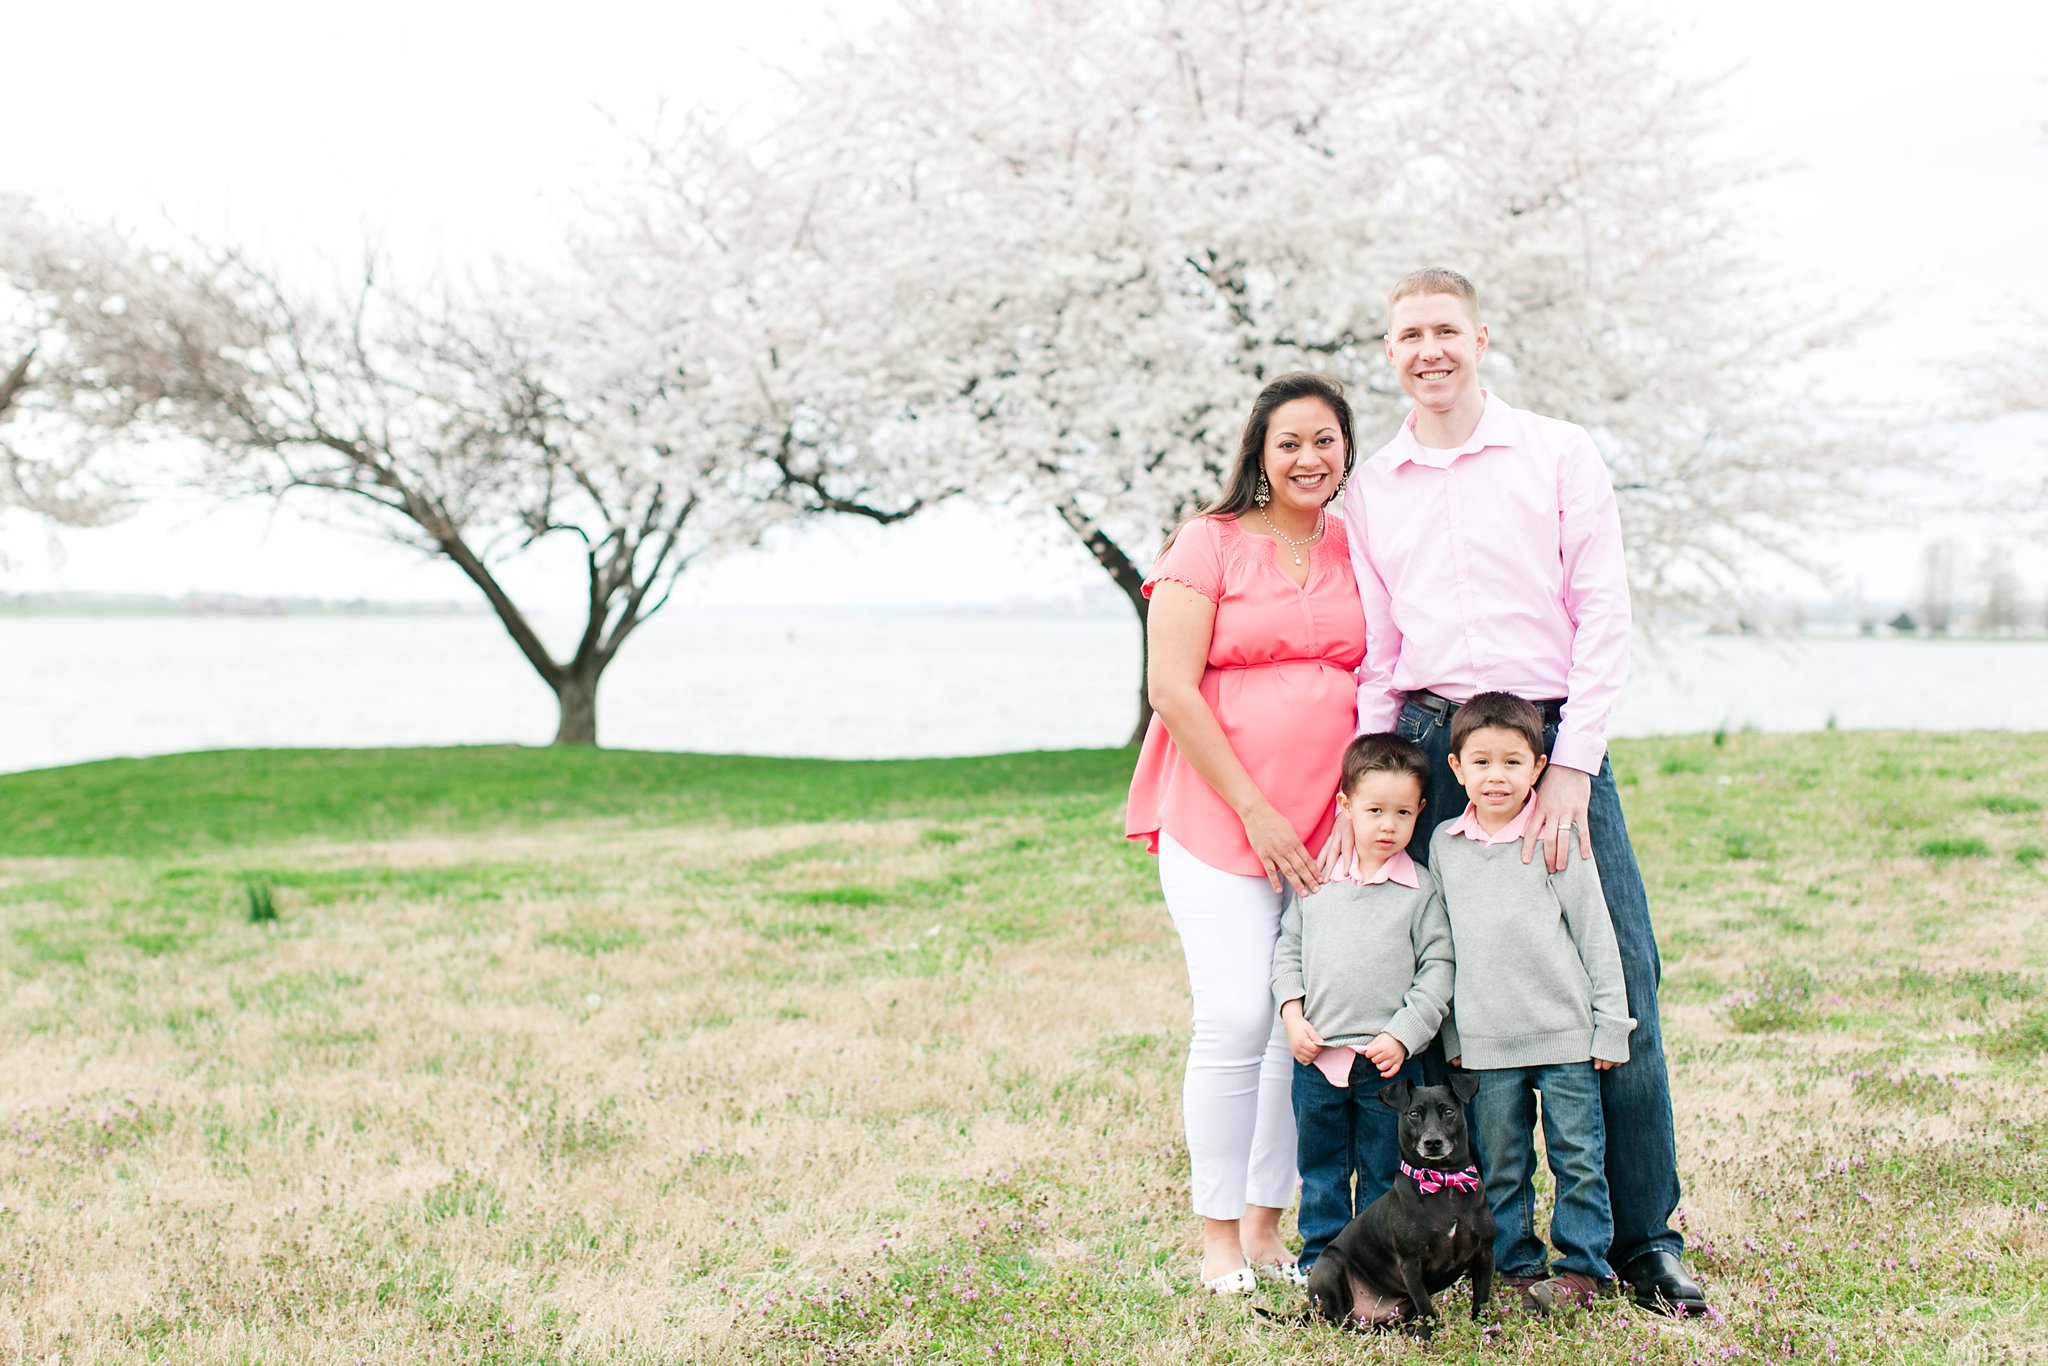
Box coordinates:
[1411,690,1565,725]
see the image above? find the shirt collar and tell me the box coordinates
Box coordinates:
[1447,793,1537,845]
[1343,848,1420,887]
[1387,390,1511,470]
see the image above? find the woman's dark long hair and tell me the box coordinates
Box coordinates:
[1199,371,1355,519]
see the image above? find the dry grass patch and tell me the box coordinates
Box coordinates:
[2,734,2045,1362]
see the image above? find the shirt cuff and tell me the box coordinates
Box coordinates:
[1550,731,1608,776]
[1591,1018,1634,1065]
[1384,1010,1434,1060]
[1356,690,1403,738]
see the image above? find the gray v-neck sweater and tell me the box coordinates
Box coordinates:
[1270,873,1454,1058]
[1427,826,1636,1068]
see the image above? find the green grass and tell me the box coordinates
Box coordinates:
[1919,835,1991,859]
[1723,964,1818,1033]
[0,745,1133,859]
[1,730,2045,1363]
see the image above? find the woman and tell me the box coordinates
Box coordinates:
[1126,371,1365,1293]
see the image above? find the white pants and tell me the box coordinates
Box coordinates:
[1158,834,1299,1220]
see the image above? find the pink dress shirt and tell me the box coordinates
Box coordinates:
[1342,391,1630,776]
[1337,847,1421,889]
[1125,514,1366,878]
[1445,794,1539,845]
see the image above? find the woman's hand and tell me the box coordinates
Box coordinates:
[1242,801,1319,897]
[1314,806,1355,880]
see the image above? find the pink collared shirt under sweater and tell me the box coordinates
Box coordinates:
[1342,391,1631,776]
[1445,793,1539,845]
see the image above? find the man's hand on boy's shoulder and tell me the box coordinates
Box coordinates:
[1522,763,1595,872]
[1314,808,1355,881]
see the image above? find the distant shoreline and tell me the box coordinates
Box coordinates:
[3,596,2042,638]
[0,593,484,618]
[0,596,1127,620]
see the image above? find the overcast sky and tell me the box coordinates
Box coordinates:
[3,0,2044,610]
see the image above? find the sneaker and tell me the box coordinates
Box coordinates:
[1500,1272,1547,1313]
[1526,1270,1612,1314]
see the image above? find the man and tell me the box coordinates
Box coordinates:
[1339,266,1709,1318]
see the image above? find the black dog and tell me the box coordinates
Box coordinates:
[1302,1074,1493,1335]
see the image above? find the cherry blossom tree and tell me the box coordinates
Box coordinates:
[4,143,920,745]
[1978,126,2048,509]
[1980,305,2048,514]
[775,0,1890,741]
[0,198,125,528]
[608,116,957,535]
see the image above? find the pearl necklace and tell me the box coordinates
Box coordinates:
[1257,505,1325,566]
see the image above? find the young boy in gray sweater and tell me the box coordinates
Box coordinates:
[1271,733,1454,1272]
[1431,691,1636,1313]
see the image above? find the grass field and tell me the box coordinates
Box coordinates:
[1,733,2044,1363]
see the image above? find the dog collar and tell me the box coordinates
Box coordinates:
[1400,1160,1480,1195]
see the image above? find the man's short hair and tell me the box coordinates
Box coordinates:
[1340,732,1431,798]
[1449,691,1544,759]
[1388,267,1480,323]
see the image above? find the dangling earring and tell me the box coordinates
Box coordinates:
[1326,478,1345,505]
[1254,472,1271,506]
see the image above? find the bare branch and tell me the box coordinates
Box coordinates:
[0,346,31,418]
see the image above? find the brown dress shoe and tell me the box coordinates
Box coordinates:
[1528,1270,1610,1313]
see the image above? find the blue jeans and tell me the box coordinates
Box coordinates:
[1470,1063,1614,1279]
[1292,1052,1424,1268]
[1396,698,1684,1266]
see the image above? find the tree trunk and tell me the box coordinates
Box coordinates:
[552,668,601,746]
[1124,585,1152,748]
[1052,499,1152,747]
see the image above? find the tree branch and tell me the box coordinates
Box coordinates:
[0,346,32,419]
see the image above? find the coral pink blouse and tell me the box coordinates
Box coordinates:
[1126,514,1366,877]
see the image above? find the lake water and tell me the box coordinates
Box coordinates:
[2,609,2045,775]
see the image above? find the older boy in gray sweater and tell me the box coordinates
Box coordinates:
[1431,691,1636,1313]
[1272,734,1454,1271]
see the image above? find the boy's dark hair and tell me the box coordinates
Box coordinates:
[1449,691,1545,759]
[1340,732,1431,798]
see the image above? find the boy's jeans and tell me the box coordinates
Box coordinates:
[1470,1062,1615,1280]
[1397,698,1684,1268]
[1291,1051,1424,1268]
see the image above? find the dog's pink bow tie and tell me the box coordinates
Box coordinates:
[1400,1160,1480,1194]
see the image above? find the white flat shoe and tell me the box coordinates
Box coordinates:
[1260,1261,1308,1287]
[1203,1265,1259,1296]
